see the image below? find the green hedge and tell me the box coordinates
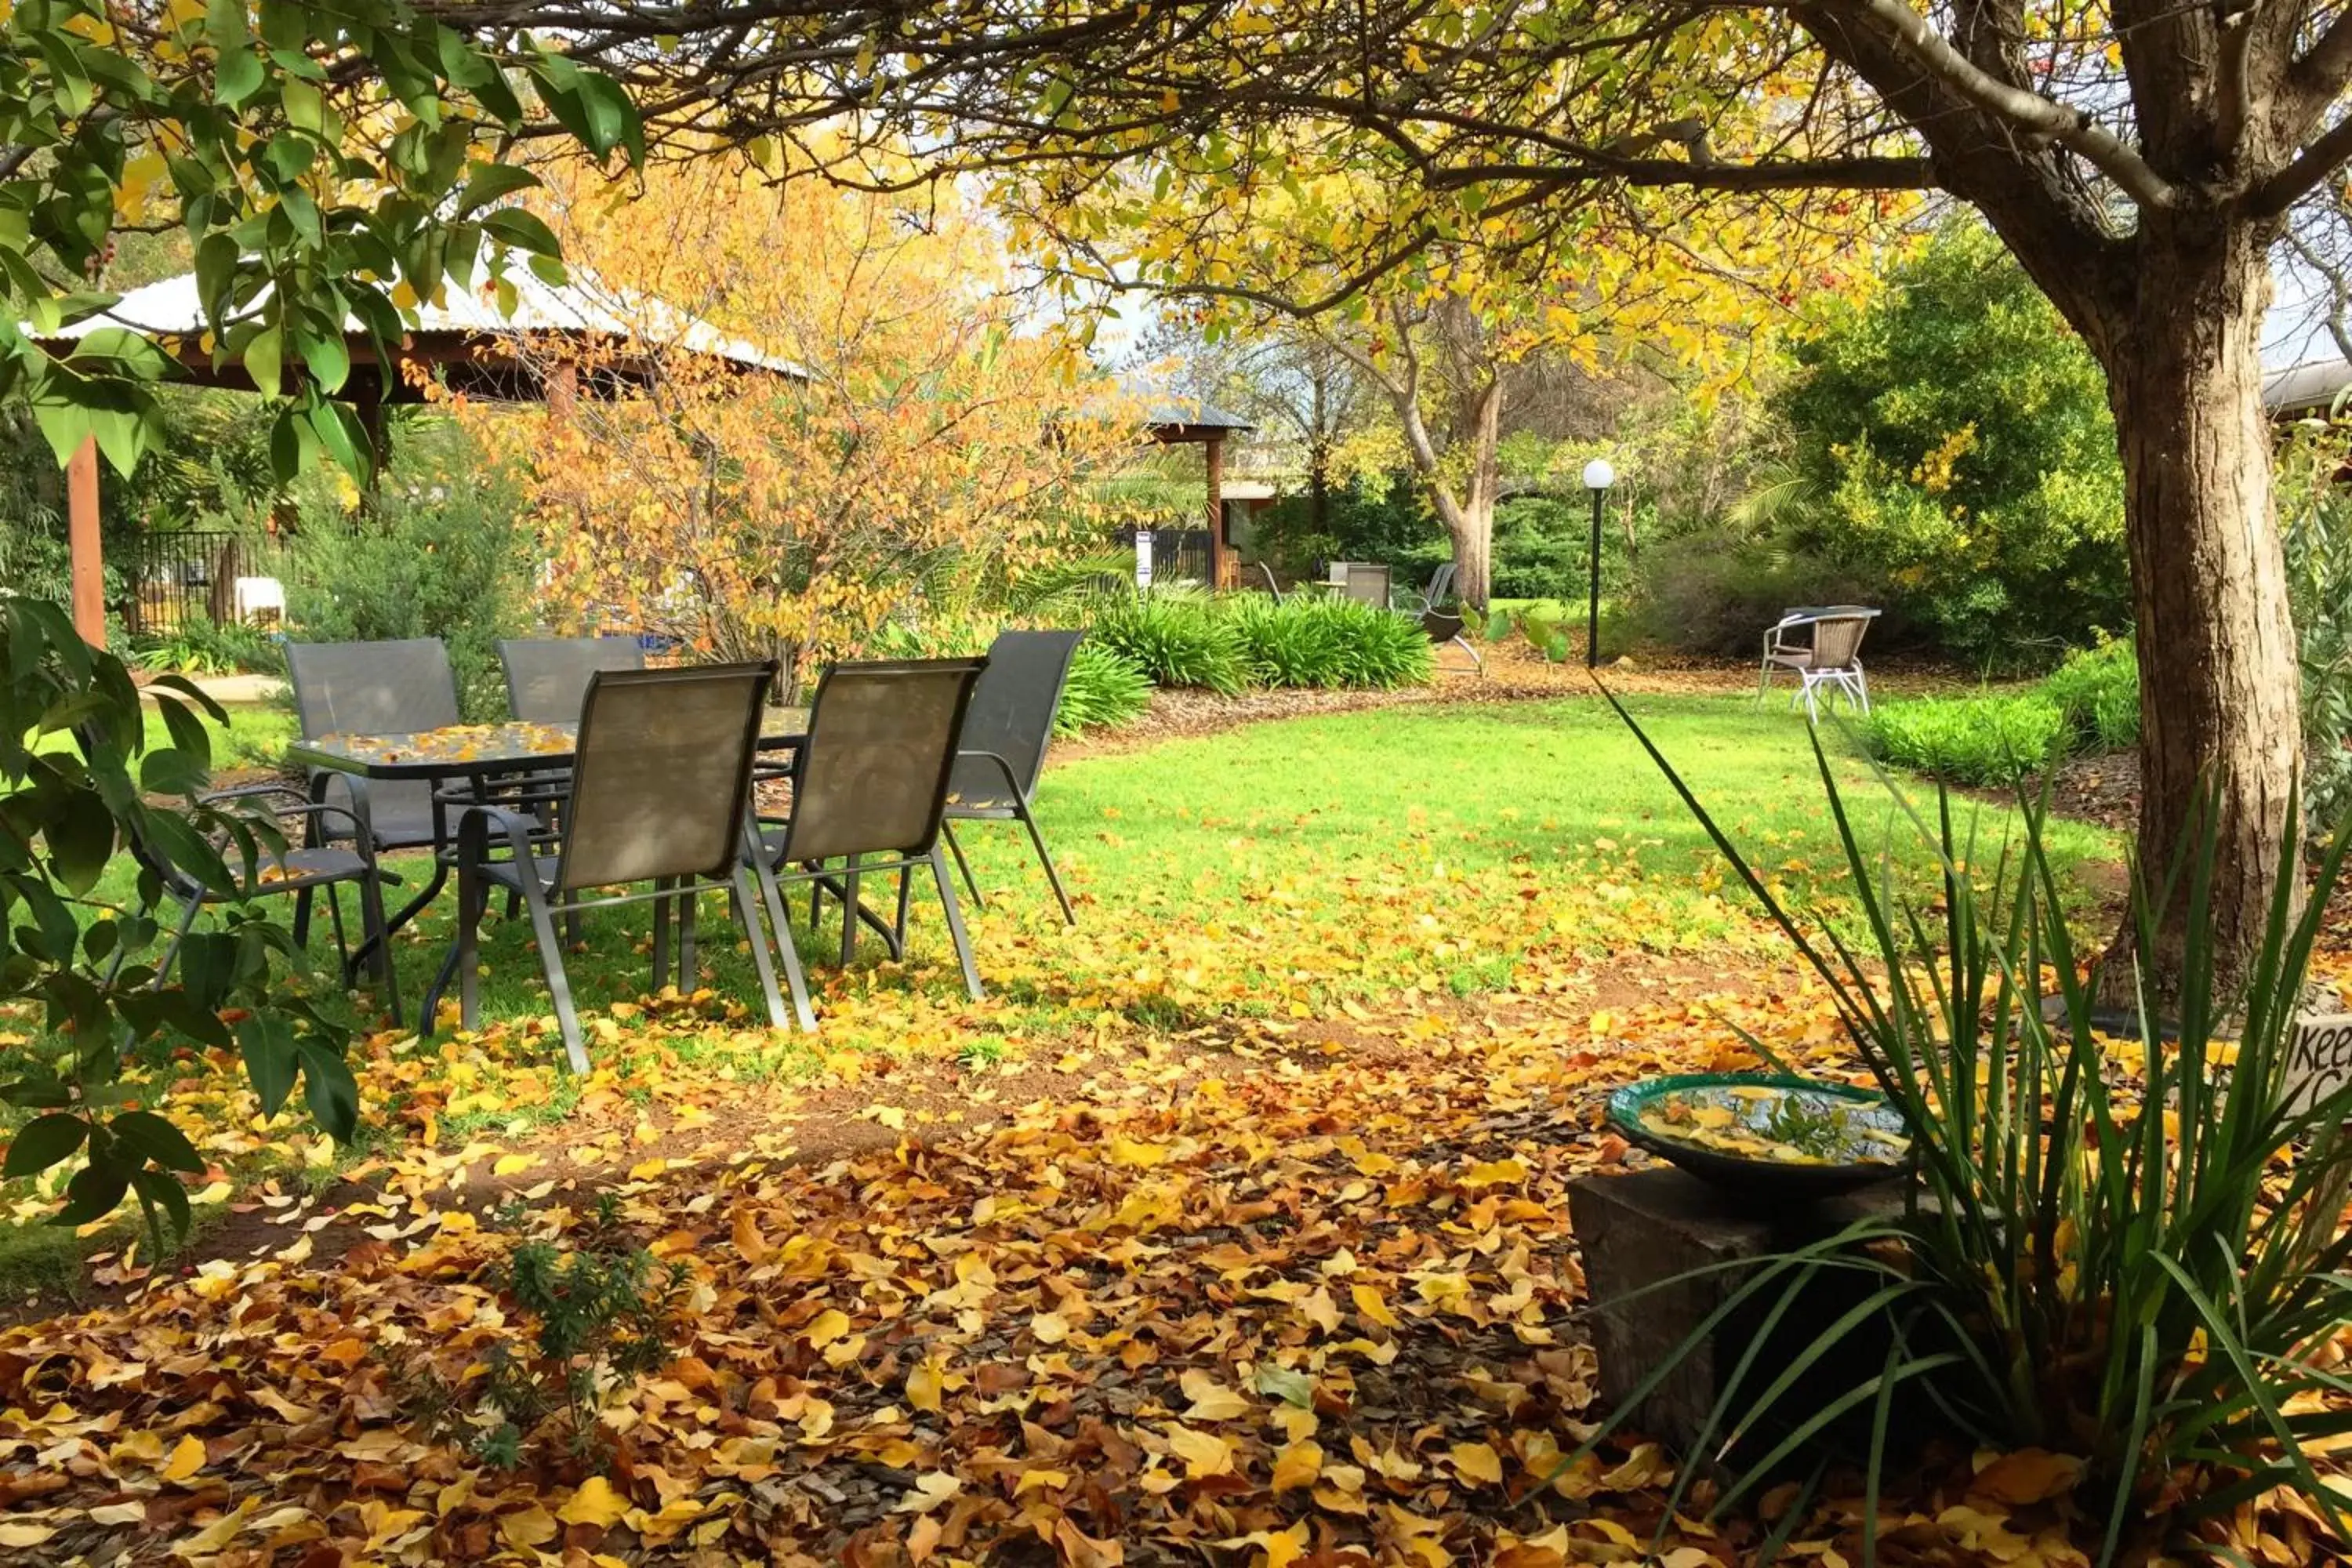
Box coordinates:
[1054,644,1152,736]
[2039,637,2139,752]
[1087,597,1251,695]
[1090,593,1437,693]
[1862,693,2070,786]
[1225,595,1436,689]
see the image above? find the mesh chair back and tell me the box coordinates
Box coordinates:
[948,631,1083,810]
[500,637,647,724]
[285,638,461,738]
[1809,614,1874,669]
[781,659,985,864]
[1340,564,1392,608]
[1425,562,1457,606]
[556,662,775,891]
[285,638,461,844]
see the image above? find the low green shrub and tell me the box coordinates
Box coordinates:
[1861,693,2067,786]
[1087,596,1249,695]
[1519,610,1571,664]
[2039,637,2138,752]
[1054,644,1152,735]
[1225,596,1435,689]
[283,472,530,722]
[131,619,284,678]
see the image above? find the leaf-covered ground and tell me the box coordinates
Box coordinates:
[9,685,2323,1565]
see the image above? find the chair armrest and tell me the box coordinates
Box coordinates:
[953,749,1028,803]
[456,803,547,882]
[205,780,376,851]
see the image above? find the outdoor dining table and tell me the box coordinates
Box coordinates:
[287,713,810,1035]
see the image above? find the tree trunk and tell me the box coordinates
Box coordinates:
[2101,220,2302,1002]
[1436,491,1494,610]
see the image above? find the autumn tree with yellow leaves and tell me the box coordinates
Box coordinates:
[456,157,1143,695]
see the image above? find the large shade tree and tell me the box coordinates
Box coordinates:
[511,0,2352,996]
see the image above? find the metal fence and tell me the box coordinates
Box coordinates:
[119,530,299,637]
[1117,524,1212,587]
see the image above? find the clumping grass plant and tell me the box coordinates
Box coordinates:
[1053,644,1152,735]
[1606,688,2352,1562]
[1225,595,1435,689]
[1084,595,1251,695]
[1861,691,2069,786]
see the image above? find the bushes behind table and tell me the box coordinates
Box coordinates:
[281,444,531,722]
[1862,693,2069,786]
[1086,595,1250,695]
[2038,637,2139,752]
[1054,643,1152,735]
[1224,594,1436,689]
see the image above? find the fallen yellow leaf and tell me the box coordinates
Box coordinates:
[162,1432,206,1483]
[557,1475,630,1529]
[1450,1440,1505,1486]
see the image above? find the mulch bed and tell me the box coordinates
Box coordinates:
[2047,749,2140,832]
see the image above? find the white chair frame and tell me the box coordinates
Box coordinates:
[1759,606,1882,720]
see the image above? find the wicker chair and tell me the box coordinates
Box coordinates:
[1759,606,1882,719]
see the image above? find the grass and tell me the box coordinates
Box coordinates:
[361,694,2107,1029]
[33,699,294,771]
[2,690,2117,1276]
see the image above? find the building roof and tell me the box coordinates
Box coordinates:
[31,266,800,401]
[2264,358,2352,416]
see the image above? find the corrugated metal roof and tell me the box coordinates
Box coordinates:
[2264,358,2352,415]
[33,266,802,377]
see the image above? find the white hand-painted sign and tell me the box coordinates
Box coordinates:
[1134,530,1154,589]
[2282,1011,2352,1116]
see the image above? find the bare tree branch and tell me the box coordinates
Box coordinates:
[1835,0,2177,209]
[2254,110,2352,216]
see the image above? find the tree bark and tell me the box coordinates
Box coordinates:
[2100,219,2301,1000]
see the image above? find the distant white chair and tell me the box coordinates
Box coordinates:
[1760,605,1881,719]
[232,575,286,626]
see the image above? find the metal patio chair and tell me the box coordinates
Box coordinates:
[499,636,648,724]
[118,781,400,1016]
[452,662,787,1073]
[283,637,462,945]
[748,658,988,1027]
[498,636,649,935]
[939,630,1083,924]
[1338,563,1393,609]
[1403,561,1458,614]
[1422,608,1486,677]
[1759,605,1882,720]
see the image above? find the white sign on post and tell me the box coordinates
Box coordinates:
[2282,1011,2352,1116]
[1134,529,1155,589]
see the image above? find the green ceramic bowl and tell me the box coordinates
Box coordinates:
[1606,1073,1912,1201]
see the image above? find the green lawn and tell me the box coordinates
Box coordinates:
[4,690,2115,1296]
[32,698,293,770]
[82,691,2119,1036]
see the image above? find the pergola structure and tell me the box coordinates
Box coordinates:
[37,275,1255,645]
[1141,399,1254,588]
[33,269,789,648]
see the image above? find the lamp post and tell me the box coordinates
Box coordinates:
[1581,458,1615,669]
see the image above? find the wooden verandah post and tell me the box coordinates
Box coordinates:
[1205,433,1236,590]
[68,435,104,648]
